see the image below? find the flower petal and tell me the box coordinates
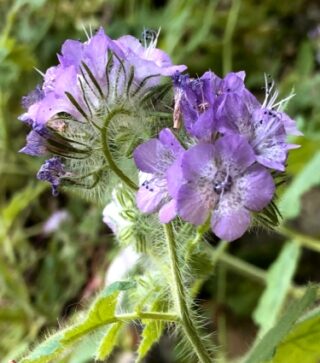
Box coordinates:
[133,139,164,173]
[211,208,251,241]
[177,183,214,225]
[136,174,168,213]
[159,128,184,155]
[181,143,216,180]
[159,199,177,223]
[166,155,184,199]
[242,165,275,211]
[215,134,256,172]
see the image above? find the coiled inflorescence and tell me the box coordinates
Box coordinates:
[19,28,186,200]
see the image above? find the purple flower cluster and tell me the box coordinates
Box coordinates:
[19,28,301,241]
[19,28,186,195]
[134,72,301,241]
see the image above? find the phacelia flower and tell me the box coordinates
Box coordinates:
[37,157,67,196]
[217,75,301,171]
[172,71,258,140]
[170,134,275,241]
[19,28,186,197]
[115,29,185,83]
[172,71,215,139]
[133,128,184,223]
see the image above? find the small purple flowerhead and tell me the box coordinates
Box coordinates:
[133,128,184,223]
[172,71,215,140]
[115,29,186,84]
[21,85,44,115]
[19,129,48,156]
[217,74,301,171]
[37,157,66,196]
[170,135,275,241]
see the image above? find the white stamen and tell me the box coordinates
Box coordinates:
[145,27,161,58]
[272,90,295,111]
[81,24,90,40]
[34,67,45,77]
[262,73,275,108]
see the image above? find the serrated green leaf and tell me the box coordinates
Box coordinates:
[253,241,301,335]
[96,322,123,361]
[244,286,317,363]
[20,333,63,363]
[136,299,166,362]
[270,308,320,363]
[62,281,135,343]
[279,151,320,219]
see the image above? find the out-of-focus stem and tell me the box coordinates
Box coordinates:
[222,0,241,75]
[277,226,320,253]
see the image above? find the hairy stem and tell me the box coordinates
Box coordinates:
[164,223,212,363]
[101,108,138,191]
[117,311,178,322]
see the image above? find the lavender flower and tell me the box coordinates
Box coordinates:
[37,157,66,196]
[172,71,215,139]
[115,29,185,83]
[133,128,184,223]
[20,28,186,129]
[19,28,186,197]
[169,135,275,241]
[43,210,70,234]
[19,129,48,156]
[21,85,44,114]
[217,75,301,171]
[172,71,258,140]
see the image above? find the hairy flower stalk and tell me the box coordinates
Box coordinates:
[164,223,213,363]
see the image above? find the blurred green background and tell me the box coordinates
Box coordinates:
[1,0,320,362]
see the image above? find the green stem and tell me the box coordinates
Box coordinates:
[164,223,212,363]
[218,252,266,283]
[212,249,304,298]
[217,264,227,363]
[63,311,179,343]
[277,226,320,253]
[101,108,138,191]
[116,311,178,322]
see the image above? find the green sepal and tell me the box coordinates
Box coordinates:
[136,299,167,362]
[95,322,123,361]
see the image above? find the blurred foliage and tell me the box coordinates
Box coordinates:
[0,0,320,362]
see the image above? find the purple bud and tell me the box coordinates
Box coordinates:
[37,157,66,196]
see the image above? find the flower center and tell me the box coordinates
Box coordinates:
[213,173,233,195]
